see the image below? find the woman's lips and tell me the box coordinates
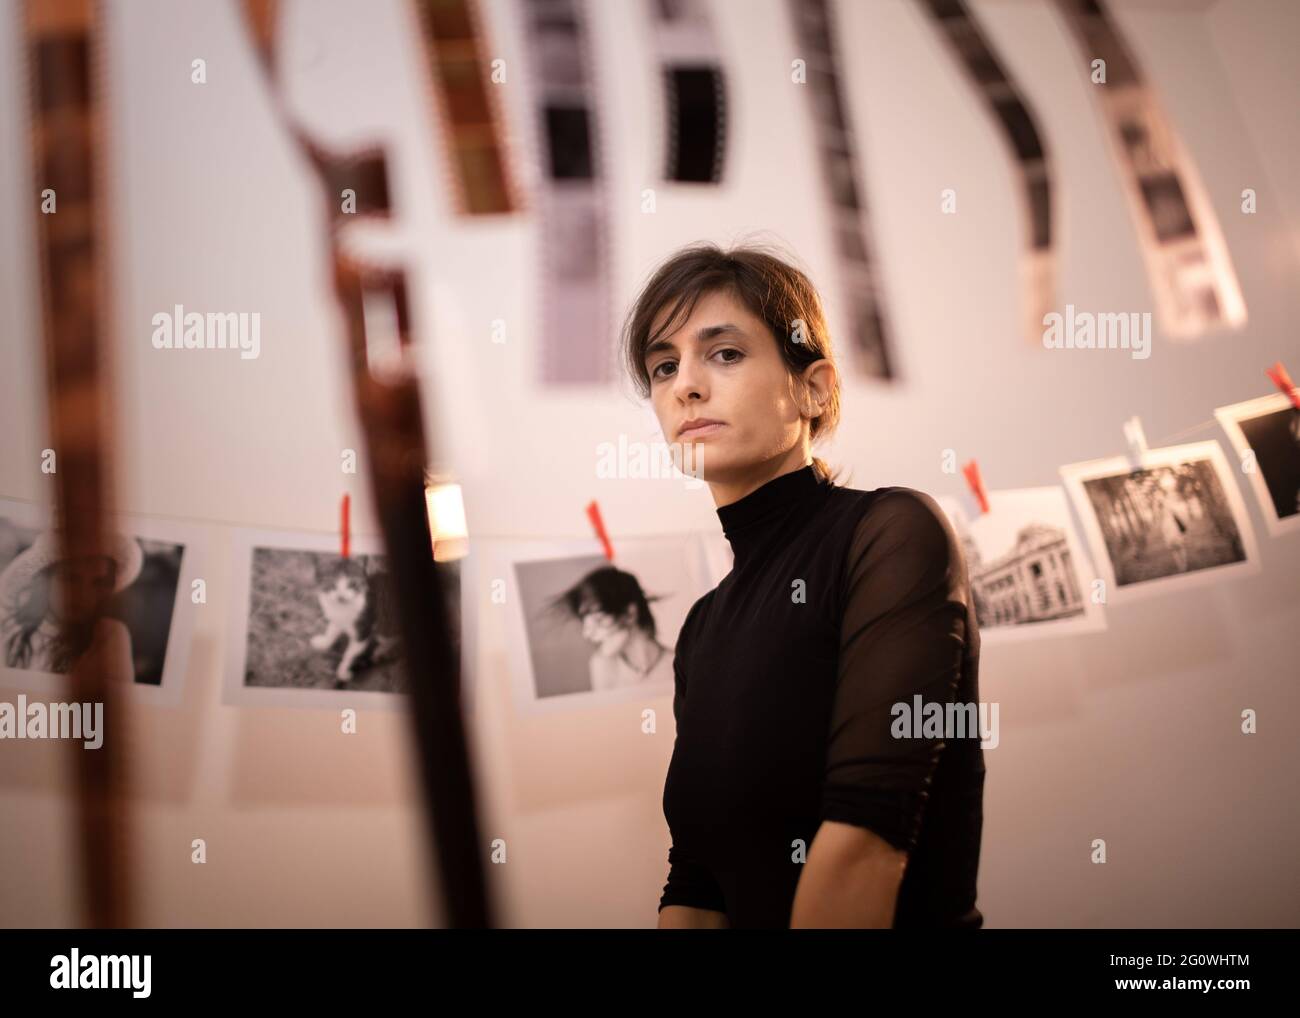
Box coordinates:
[678,422,725,439]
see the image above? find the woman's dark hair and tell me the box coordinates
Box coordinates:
[619,240,844,484]
[4,559,108,672]
[542,565,663,639]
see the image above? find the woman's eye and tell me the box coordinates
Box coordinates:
[651,348,741,380]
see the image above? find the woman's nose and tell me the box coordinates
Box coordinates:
[670,354,704,398]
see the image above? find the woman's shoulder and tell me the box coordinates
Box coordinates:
[824,482,954,543]
[819,486,964,597]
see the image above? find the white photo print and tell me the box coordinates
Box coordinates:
[498,535,711,715]
[224,528,465,711]
[936,487,1105,643]
[1214,392,1300,537]
[1060,440,1259,601]
[0,497,198,706]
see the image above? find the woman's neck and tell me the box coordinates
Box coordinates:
[708,448,812,509]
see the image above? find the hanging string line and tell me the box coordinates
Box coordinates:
[0,414,1261,541]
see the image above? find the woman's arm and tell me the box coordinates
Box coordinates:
[657,842,729,927]
[657,904,730,929]
[789,819,906,928]
[800,490,971,927]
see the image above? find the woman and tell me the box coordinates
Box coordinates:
[622,242,985,929]
[550,565,674,691]
[0,530,140,677]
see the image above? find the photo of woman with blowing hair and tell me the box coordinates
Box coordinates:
[622,241,986,929]
[547,564,675,692]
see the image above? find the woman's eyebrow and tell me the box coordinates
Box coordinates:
[645,322,744,360]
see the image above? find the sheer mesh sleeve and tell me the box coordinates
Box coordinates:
[820,489,971,853]
[659,598,727,914]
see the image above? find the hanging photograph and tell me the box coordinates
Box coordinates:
[1059,440,1259,601]
[499,534,711,715]
[1214,393,1300,538]
[935,487,1105,643]
[0,498,198,706]
[223,528,470,712]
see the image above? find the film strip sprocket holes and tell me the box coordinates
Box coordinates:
[647,0,728,184]
[921,0,1055,346]
[24,0,133,926]
[789,0,896,381]
[1053,0,1246,338]
[412,0,521,214]
[521,0,612,384]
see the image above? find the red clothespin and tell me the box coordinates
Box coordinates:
[961,460,990,515]
[340,493,351,559]
[585,499,615,561]
[1266,361,1300,410]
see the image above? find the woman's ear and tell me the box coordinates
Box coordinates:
[803,359,835,416]
[795,361,831,419]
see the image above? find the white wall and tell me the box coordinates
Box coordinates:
[0,0,1297,927]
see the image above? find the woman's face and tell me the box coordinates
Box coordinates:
[579,600,635,655]
[47,556,117,624]
[644,289,814,483]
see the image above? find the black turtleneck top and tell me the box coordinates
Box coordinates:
[659,463,985,928]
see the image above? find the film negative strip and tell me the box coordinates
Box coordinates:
[242,1,394,223]
[238,0,495,926]
[788,0,896,381]
[23,0,132,926]
[1053,0,1246,337]
[646,0,728,183]
[920,0,1055,346]
[411,0,520,214]
[520,0,612,384]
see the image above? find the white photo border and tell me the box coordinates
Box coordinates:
[936,487,1107,645]
[222,527,477,714]
[1213,392,1300,538]
[1058,439,1260,603]
[0,497,201,708]
[492,535,710,718]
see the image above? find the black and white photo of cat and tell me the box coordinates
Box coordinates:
[241,546,428,694]
[309,554,402,686]
[226,531,466,707]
